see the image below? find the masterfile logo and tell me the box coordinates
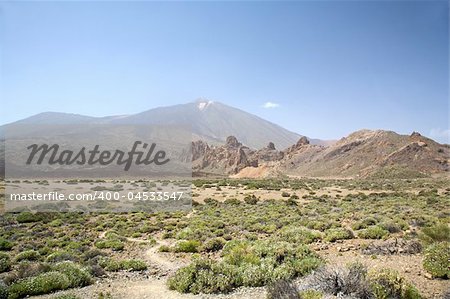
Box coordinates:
[26,141,170,171]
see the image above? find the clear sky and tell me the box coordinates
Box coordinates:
[0,1,448,143]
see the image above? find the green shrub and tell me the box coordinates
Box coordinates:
[169,240,322,294]
[423,242,450,278]
[52,261,93,287]
[204,198,218,205]
[158,245,170,252]
[267,280,299,299]
[244,195,259,205]
[16,212,43,223]
[167,263,196,293]
[15,250,40,262]
[168,259,236,294]
[0,253,10,273]
[101,259,147,272]
[285,198,298,206]
[351,217,378,230]
[369,269,422,299]
[0,281,7,299]
[46,251,78,263]
[202,238,226,252]
[49,219,63,227]
[14,261,51,281]
[380,221,403,233]
[420,223,450,246]
[277,227,322,244]
[94,239,125,251]
[8,271,70,299]
[324,228,353,242]
[222,241,259,266]
[224,198,240,205]
[174,240,201,253]
[358,226,389,239]
[0,238,14,251]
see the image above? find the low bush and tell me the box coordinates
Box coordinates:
[324,228,353,242]
[380,221,403,233]
[168,240,322,294]
[16,212,43,223]
[46,251,78,263]
[174,240,201,253]
[202,238,226,252]
[101,258,147,272]
[158,245,170,252]
[351,217,378,230]
[0,253,10,273]
[309,262,371,298]
[368,269,422,299]
[423,241,449,278]
[358,226,389,239]
[52,261,93,287]
[168,259,236,294]
[0,281,7,299]
[14,261,51,281]
[94,239,125,251]
[8,271,70,299]
[276,227,322,244]
[267,280,299,299]
[15,250,40,262]
[309,264,420,299]
[224,198,240,205]
[89,264,106,277]
[0,238,14,251]
[244,195,259,205]
[420,223,450,246]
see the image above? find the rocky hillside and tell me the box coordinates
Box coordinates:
[192,130,450,178]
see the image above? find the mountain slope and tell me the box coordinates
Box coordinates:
[192,130,450,178]
[279,130,449,178]
[1,100,317,150]
[110,100,304,149]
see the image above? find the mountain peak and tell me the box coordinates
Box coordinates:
[195,98,215,111]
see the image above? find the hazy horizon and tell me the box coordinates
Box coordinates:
[1,1,448,143]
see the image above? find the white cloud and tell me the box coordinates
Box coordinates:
[429,128,450,144]
[262,102,280,109]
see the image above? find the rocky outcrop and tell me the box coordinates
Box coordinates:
[191,140,210,161]
[225,136,241,148]
[192,136,254,174]
[192,136,284,175]
[192,130,450,178]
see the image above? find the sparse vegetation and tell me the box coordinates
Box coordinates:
[168,240,322,294]
[1,177,448,297]
[100,258,147,272]
[423,242,450,278]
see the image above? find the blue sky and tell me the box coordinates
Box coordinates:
[0,1,448,143]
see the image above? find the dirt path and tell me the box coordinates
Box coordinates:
[35,236,266,299]
[143,239,186,273]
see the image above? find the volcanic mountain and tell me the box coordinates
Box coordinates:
[0,100,323,150]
